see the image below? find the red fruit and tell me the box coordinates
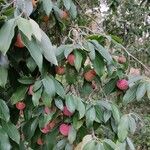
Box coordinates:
[37,138,43,145]
[116,79,129,90]
[118,56,126,64]
[59,124,70,136]
[41,126,50,134]
[28,85,34,95]
[60,11,68,20]
[15,34,24,48]
[67,54,75,65]
[16,102,26,110]
[63,106,73,117]
[84,70,96,82]
[55,66,65,75]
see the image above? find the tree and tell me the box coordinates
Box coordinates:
[0,0,150,149]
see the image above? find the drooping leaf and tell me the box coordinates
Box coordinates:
[63,0,71,10]
[68,126,77,144]
[90,40,113,64]
[1,121,20,144]
[42,76,56,97]
[32,87,42,106]
[111,104,120,124]
[17,17,33,40]
[83,140,96,150]
[69,1,77,19]
[76,96,85,119]
[42,0,53,16]
[23,118,38,141]
[18,76,35,85]
[0,19,16,54]
[0,67,8,87]
[136,82,146,101]
[74,50,83,72]
[42,90,53,107]
[54,98,64,111]
[21,34,43,72]
[86,106,96,128]
[146,82,150,99]
[0,99,10,122]
[126,137,135,150]
[29,19,42,41]
[92,52,105,77]
[40,30,58,65]
[118,115,129,142]
[123,85,137,104]
[65,95,76,113]
[128,115,136,134]
[11,86,28,104]
[0,126,11,150]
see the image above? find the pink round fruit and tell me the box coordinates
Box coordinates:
[67,54,75,65]
[16,102,26,110]
[15,34,24,48]
[37,138,43,145]
[63,106,73,117]
[59,124,70,136]
[55,66,65,75]
[116,79,129,90]
[118,56,126,64]
[84,70,96,82]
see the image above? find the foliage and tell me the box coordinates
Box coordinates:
[0,0,150,150]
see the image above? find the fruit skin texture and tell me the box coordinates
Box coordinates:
[15,34,24,48]
[37,138,43,145]
[63,106,73,117]
[60,11,68,20]
[55,66,65,75]
[116,79,129,90]
[16,102,26,110]
[118,56,126,64]
[59,124,71,136]
[67,54,75,66]
[84,70,96,82]
[28,85,34,95]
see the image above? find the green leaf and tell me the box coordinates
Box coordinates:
[53,79,65,98]
[0,126,11,150]
[40,30,58,65]
[42,91,53,107]
[123,85,137,104]
[54,98,64,111]
[136,82,146,101]
[83,140,96,150]
[17,17,33,40]
[69,1,77,19]
[64,44,74,58]
[26,57,37,72]
[65,95,76,113]
[103,78,118,95]
[74,50,83,72]
[90,40,113,64]
[86,106,96,128]
[42,76,56,97]
[23,118,38,141]
[68,126,76,144]
[146,82,150,99]
[42,0,53,16]
[76,96,85,119]
[0,99,10,122]
[103,139,116,149]
[111,104,120,124]
[0,19,16,54]
[29,19,42,41]
[63,0,71,10]
[92,52,105,77]
[83,41,95,60]
[73,114,84,130]
[65,143,73,150]
[1,121,20,144]
[128,115,136,134]
[18,76,34,85]
[11,86,28,104]
[32,87,42,106]
[118,115,129,142]
[21,34,43,72]
[0,67,8,87]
